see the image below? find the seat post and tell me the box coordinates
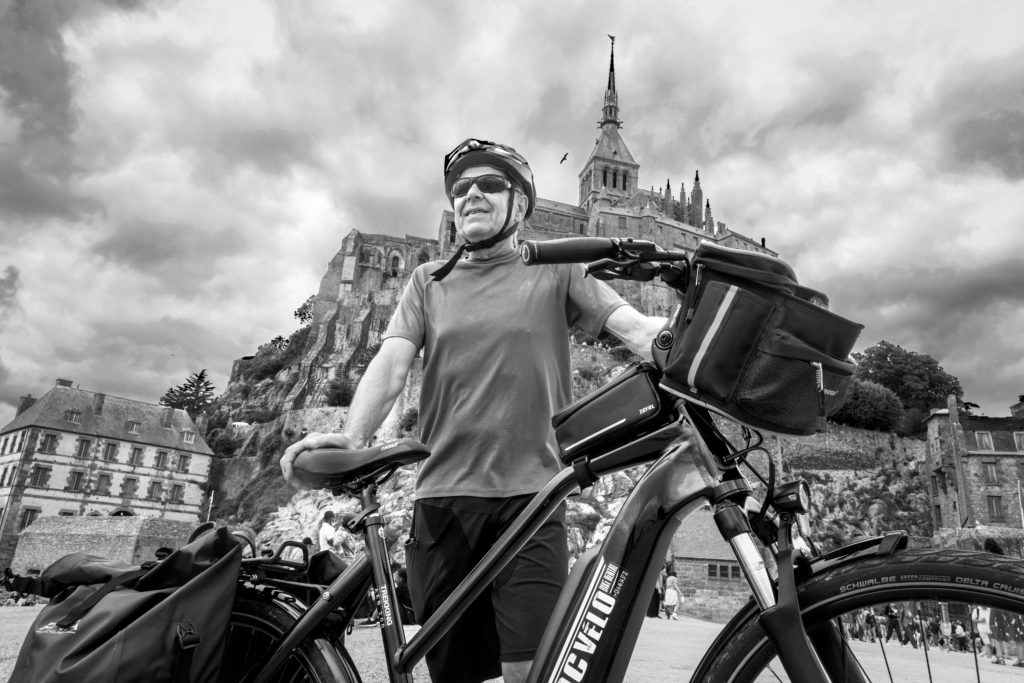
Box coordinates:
[357,484,412,680]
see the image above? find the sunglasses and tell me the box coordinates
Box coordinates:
[450,174,513,199]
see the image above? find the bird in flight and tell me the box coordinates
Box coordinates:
[559,152,568,164]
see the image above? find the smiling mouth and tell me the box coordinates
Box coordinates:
[464,209,489,216]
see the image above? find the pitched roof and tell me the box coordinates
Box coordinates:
[1,385,213,455]
[584,126,638,169]
[670,508,737,561]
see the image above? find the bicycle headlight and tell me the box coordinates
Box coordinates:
[774,480,811,515]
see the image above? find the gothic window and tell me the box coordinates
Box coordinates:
[987,495,1005,522]
[602,168,608,186]
[975,431,994,451]
[448,222,457,246]
[622,172,629,190]
[612,170,618,189]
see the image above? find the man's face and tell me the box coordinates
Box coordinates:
[452,164,524,243]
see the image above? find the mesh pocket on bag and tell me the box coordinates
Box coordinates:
[736,351,852,432]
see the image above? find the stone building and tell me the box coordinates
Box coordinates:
[279,39,775,410]
[667,508,753,621]
[0,379,214,569]
[925,394,1024,531]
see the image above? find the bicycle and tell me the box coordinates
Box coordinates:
[221,237,1024,682]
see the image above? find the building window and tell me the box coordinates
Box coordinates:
[29,466,51,488]
[103,443,118,462]
[982,461,999,484]
[730,565,741,579]
[170,484,185,504]
[1,436,7,454]
[19,507,41,531]
[65,409,81,424]
[126,420,140,434]
[987,496,1005,522]
[931,475,939,496]
[147,481,164,501]
[0,466,7,486]
[58,510,76,517]
[129,448,144,466]
[708,563,734,579]
[155,451,168,469]
[934,505,943,528]
[1015,432,1024,452]
[182,431,195,445]
[976,432,994,451]
[708,564,718,579]
[40,433,57,453]
[95,473,112,496]
[177,454,191,473]
[76,439,92,459]
[67,470,85,492]
[121,477,138,498]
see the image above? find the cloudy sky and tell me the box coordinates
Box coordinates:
[2,0,1023,426]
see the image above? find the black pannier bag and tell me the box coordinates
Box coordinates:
[659,242,863,436]
[552,361,669,462]
[8,525,241,683]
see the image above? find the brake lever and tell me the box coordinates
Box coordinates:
[587,258,662,282]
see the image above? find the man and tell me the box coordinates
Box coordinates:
[281,138,664,683]
[318,510,337,553]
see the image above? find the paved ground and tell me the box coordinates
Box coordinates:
[5,605,1023,681]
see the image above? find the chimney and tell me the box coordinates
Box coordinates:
[761,237,766,247]
[93,393,106,415]
[1011,395,1024,419]
[56,378,73,387]
[16,395,36,417]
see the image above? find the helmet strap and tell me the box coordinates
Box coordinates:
[430,194,520,282]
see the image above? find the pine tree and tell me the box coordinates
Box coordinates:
[160,369,216,418]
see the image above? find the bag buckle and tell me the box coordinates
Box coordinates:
[176,622,201,650]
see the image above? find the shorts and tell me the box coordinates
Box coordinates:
[406,495,568,683]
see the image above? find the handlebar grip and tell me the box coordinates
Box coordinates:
[520,238,620,265]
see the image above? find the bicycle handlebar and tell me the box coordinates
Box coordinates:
[520,237,688,266]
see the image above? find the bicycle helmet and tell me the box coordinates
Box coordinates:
[432,138,537,281]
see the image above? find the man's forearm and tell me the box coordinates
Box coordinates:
[343,346,413,446]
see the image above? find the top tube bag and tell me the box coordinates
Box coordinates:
[659,242,863,436]
[8,524,241,683]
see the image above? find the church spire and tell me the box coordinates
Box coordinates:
[600,35,622,128]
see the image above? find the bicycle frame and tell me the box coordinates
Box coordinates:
[239,400,845,683]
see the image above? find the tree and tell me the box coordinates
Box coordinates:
[294,294,316,325]
[831,379,904,432]
[852,340,963,413]
[160,369,216,418]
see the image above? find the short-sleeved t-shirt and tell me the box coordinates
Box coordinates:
[384,249,626,499]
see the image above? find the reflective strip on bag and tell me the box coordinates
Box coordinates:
[687,285,739,388]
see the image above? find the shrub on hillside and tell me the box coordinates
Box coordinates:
[325,379,354,407]
[831,379,904,432]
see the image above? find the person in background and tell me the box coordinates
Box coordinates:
[662,570,680,620]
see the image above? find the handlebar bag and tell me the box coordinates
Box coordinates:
[552,361,670,463]
[660,242,863,436]
[8,525,241,683]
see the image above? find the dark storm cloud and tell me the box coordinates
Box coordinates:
[91,219,245,295]
[927,48,1024,179]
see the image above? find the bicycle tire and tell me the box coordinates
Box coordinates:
[218,594,362,683]
[693,547,1024,682]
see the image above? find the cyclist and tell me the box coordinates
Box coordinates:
[281,137,665,683]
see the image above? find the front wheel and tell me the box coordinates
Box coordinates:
[218,593,362,682]
[693,547,1024,682]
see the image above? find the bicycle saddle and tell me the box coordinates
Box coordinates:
[291,437,430,490]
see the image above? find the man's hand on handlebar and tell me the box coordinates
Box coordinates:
[280,432,360,490]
